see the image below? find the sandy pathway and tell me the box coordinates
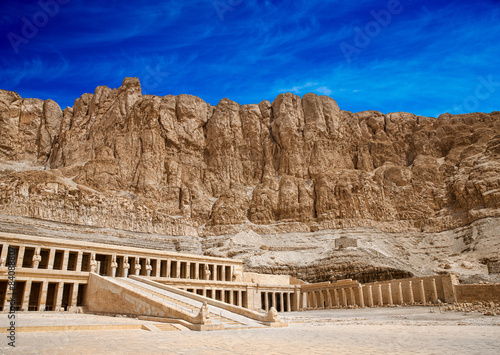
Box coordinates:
[2,307,499,355]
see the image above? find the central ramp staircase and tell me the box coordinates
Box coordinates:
[86,273,285,331]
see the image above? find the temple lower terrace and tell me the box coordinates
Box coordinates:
[1,231,499,335]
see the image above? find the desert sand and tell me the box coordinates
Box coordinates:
[2,307,499,355]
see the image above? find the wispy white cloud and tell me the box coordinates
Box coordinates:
[277,82,333,97]
[315,86,333,95]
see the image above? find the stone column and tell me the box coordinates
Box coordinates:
[15,245,25,268]
[319,290,325,309]
[175,261,181,279]
[61,250,70,271]
[221,265,226,282]
[334,289,340,307]
[32,247,42,269]
[55,282,64,311]
[349,287,356,306]
[342,288,348,308]
[323,290,329,309]
[0,244,8,266]
[264,292,269,311]
[38,281,48,311]
[358,286,365,308]
[186,262,191,279]
[146,259,152,277]
[47,248,56,269]
[194,262,199,280]
[420,280,426,305]
[70,283,79,310]
[76,251,83,272]
[377,284,383,306]
[155,259,161,277]
[134,258,141,276]
[387,284,393,305]
[325,289,332,309]
[111,255,118,277]
[432,278,438,304]
[90,253,97,273]
[123,257,130,278]
[238,290,243,307]
[442,274,459,303]
[367,285,374,307]
[408,281,415,304]
[166,260,171,278]
[398,282,404,305]
[202,288,207,297]
[286,292,292,312]
[229,289,234,305]
[21,280,32,311]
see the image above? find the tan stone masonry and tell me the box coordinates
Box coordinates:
[1,231,498,319]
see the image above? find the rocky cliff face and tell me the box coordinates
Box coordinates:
[1,78,499,239]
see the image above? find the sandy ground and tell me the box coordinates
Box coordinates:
[1,307,499,355]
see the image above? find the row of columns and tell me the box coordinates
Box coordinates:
[304,286,365,309]
[303,279,440,309]
[363,280,438,307]
[0,245,84,272]
[1,244,235,282]
[2,280,82,312]
[261,291,292,312]
[1,244,85,272]
[145,259,233,281]
[190,288,246,307]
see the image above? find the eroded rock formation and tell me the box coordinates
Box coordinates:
[0,78,499,239]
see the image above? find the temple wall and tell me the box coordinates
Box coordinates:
[455,284,500,303]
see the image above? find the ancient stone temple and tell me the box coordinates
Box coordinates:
[2,231,498,331]
[0,78,499,331]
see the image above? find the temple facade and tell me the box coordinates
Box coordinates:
[1,231,494,325]
[0,232,300,314]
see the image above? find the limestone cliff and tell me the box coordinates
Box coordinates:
[1,77,500,282]
[1,78,499,238]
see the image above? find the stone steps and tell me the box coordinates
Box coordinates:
[111,277,254,329]
[153,323,181,332]
[121,278,246,327]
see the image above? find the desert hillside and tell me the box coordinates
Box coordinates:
[1,78,499,282]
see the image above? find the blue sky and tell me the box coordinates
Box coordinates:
[1,0,499,117]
